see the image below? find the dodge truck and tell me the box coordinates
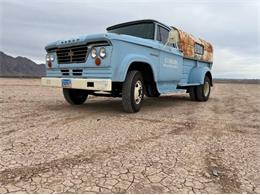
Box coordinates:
[42,19,213,113]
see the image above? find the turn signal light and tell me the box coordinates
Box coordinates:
[95,57,101,66]
[47,61,52,68]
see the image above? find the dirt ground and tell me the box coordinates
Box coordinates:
[0,78,259,193]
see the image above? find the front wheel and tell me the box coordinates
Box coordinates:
[122,71,144,113]
[63,89,88,105]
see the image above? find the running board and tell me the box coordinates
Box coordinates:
[177,82,201,89]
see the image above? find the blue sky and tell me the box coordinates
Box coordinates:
[1,0,260,78]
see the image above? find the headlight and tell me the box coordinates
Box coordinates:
[46,54,55,62]
[50,55,55,61]
[91,48,97,58]
[99,47,106,58]
[46,54,50,62]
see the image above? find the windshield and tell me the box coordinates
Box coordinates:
[107,23,155,40]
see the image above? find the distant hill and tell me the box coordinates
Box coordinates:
[0,51,259,83]
[0,51,46,77]
[213,78,260,84]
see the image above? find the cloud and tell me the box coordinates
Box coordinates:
[213,47,260,78]
[0,0,259,78]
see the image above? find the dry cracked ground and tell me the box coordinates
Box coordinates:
[0,78,259,193]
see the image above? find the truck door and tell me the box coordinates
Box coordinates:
[157,26,183,86]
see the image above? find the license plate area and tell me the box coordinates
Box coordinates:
[62,79,72,88]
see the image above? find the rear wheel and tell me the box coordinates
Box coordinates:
[196,76,211,101]
[189,76,211,101]
[189,86,198,101]
[63,89,88,105]
[122,71,144,113]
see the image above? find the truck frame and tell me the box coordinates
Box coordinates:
[42,19,213,113]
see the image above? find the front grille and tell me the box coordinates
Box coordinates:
[60,69,83,76]
[61,69,69,76]
[72,69,83,76]
[56,45,88,64]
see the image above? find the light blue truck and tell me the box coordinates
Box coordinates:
[42,19,213,113]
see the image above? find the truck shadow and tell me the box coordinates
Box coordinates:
[71,94,192,113]
[44,94,193,114]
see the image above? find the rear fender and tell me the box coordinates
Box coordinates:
[188,66,212,86]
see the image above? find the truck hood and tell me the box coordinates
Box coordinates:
[45,33,158,51]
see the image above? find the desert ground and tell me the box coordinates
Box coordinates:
[0,78,259,193]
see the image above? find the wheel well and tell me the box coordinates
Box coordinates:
[127,62,159,95]
[128,62,156,85]
[205,71,213,86]
[111,62,157,97]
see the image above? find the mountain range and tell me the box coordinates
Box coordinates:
[0,51,259,84]
[0,51,46,77]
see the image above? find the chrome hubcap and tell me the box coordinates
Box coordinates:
[134,80,143,104]
[204,81,210,97]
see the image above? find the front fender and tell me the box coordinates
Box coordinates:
[118,54,158,82]
[188,66,211,85]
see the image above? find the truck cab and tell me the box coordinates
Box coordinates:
[42,19,213,112]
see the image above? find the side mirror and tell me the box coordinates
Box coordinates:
[165,29,179,46]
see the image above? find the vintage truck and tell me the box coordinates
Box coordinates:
[42,19,213,113]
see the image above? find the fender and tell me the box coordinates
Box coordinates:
[188,66,212,85]
[118,54,158,82]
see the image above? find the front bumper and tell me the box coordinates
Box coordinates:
[41,77,112,91]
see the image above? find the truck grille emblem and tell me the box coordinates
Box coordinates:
[68,51,74,57]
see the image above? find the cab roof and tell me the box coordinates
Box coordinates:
[106,19,170,31]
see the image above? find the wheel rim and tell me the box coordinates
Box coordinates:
[204,81,210,97]
[134,80,143,104]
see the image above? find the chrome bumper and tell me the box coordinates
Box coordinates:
[41,77,112,91]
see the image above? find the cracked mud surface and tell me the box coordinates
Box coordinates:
[0,78,259,193]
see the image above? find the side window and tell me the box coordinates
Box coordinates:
[157,26,169,45]
[194,43,204,55]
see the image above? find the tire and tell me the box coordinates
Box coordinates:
[146,83,160,97]
[196,76,211,101]
[122,71,144,113]
[189,86,198,101]
[63,88,88,105]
